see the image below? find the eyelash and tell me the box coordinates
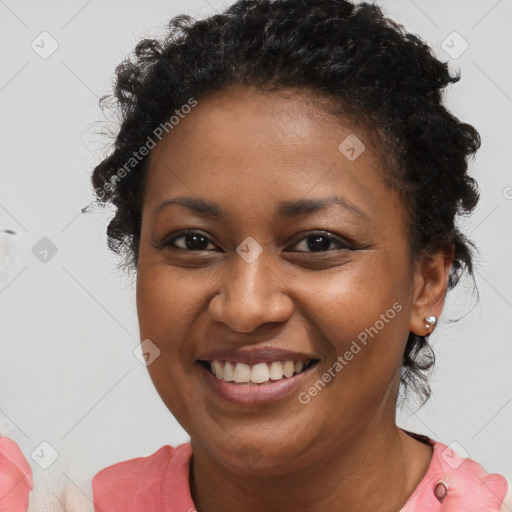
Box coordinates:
[157,229,354,253]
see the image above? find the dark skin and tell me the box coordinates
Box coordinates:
[136,86,454,512]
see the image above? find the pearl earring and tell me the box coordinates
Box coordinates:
[424,315,437,331]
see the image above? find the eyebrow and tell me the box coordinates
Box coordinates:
[153,196,369,220]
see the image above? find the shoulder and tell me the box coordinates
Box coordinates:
[433,440,508,503]
[91,443,192,511]
[402,437,509,511]
[0,435,33,512]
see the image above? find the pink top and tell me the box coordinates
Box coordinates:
[0,436,33,512]
[92,433,509,511]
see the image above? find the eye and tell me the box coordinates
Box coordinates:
[162,230,218,251]
[288,231,352,253]
[156,230,353,253]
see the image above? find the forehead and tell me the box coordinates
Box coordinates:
[153,86,375,155]
[142,86,399,224]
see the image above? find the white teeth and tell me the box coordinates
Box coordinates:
[269,361,284,380]
[223,361,234,382]
[207,359,312,384]
[283,361,295,378]
[251,363,270,383]
[233,362,251,383]
[213,359,223,379]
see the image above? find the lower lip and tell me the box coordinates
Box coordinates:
[198,362,316,405]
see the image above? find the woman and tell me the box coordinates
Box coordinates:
[87,0,510,510]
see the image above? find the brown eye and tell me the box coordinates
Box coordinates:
[161,230,218,251]
[289,231,352,253]
[156,230,353,254]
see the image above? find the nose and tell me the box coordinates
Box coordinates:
[208,251,294,333]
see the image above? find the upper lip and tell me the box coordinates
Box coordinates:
[197,347,319,365]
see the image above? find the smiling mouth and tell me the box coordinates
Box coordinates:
[198,359,319,385]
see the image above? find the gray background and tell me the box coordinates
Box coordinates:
[0,0,511,495]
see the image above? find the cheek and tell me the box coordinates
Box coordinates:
[135,264,195,399]
[304,255,408,340]
[288,268,409,449]
[136,263,208,339]
[135,264,209,425]
[300,254,411,397]
[135,262,221,397]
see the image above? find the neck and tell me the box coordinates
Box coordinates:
[189,419,433,512]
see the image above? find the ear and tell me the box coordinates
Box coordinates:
[409,246,455,336]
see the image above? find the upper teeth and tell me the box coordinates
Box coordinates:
[210,359,309,384]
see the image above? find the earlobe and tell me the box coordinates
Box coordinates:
[424,315,438,331]
[410,312,438,337]
[409,248,454,337]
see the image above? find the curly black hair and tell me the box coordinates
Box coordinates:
[90,0,481,407]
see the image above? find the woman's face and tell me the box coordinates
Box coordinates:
[136,86,422,473]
